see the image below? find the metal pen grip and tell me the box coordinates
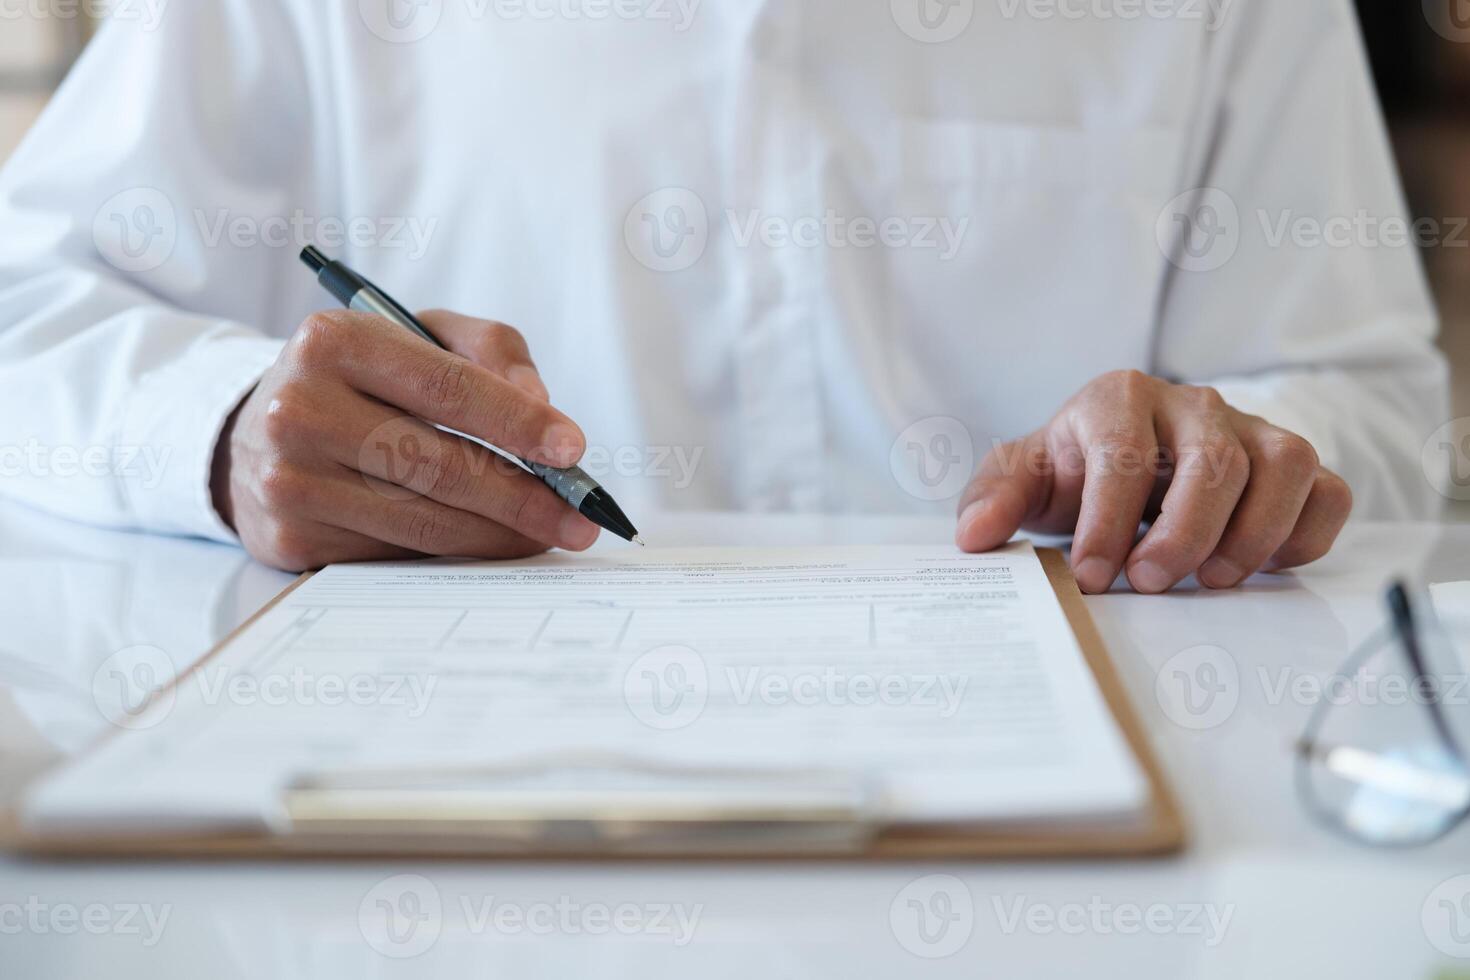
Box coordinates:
[524,461,597,510]
[349,289,439,346]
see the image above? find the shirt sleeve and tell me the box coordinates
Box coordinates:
[0,1,317,541]
[1154,0,1450,520]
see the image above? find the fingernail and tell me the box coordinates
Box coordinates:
[955,500,989,549]
[559,511,600,551]
[958,500,987,534]
[1074,557,1116,594]
[1199,557,1244,589]
[508,366,548,400]
[1128,560,1175,594]
[540,422,584,466]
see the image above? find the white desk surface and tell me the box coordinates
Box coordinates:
[0,503,1466,979]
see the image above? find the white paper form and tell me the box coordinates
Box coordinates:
[26,542,1147,833]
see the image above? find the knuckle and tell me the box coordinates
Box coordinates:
[1087,434,1152,480]
[464,322,527,368]
[1103,368,1150,390]
[262,522,315,571]
[476,327,529,373]
[1314,470,1354,518]
[472,332,504,366]
[495,391,546,445]
[1199,433,1249,486]
[1104,369,1156,401]
[399,504,453,553]
[1092,431,1152,460]
[291,312,347,369]
[464,323,505,362]
[1080,371,1156,420]
[490,321,526,350]
[1256,430,1320,478]
[255,460,311,510]
[261,388,310,444]
[417,443,472,501]
[419,356,473,416]
[1152,532,1212,570]
[1181,384,1227,411]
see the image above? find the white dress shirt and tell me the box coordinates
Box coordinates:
[0,0,1449,542]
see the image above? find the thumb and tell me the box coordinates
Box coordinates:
[955,434,1051,553]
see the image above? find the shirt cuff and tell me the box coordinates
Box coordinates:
[119,333,284,543]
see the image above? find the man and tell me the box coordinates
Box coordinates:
[0,0,1448,593]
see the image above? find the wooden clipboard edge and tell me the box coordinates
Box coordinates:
[864,548,1186,859]
[1039,545,1188,856]
[2,548,1186,861]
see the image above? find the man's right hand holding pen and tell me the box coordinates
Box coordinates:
[210,308,603,571]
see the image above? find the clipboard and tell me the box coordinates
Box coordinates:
[3,548,1185,860]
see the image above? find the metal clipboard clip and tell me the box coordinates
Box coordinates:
[280,752,880,856]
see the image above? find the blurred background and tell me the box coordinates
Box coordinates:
[0,5,1467,516]
[1358,1,1470,432]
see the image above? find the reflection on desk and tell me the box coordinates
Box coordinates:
[0,503,1465,979]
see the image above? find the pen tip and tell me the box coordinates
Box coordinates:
[633,535,646,547]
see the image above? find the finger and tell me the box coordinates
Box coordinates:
[1067,411,1159,595]
[286,524,425,567]
[312,529,424,564]
[293,311,584,467]
[330,395,600,551]
[419,310,548,401]
[955,432,1055,553]
[1197,423,1318,589]
[1125,388,1250,594]
[1266,468,1353,571]
[242,516,421,572]
[260,378,597,550]
[312,466,570,559]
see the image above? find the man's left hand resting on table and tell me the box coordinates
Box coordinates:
[956,370,1353,595]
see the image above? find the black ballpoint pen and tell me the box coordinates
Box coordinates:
[299,245,643,546]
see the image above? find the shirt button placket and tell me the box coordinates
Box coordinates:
[732,2,825,513]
